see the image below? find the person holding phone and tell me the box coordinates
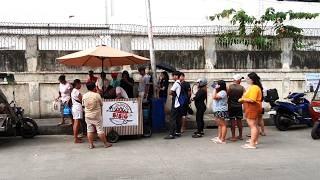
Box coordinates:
[211,80,229,144]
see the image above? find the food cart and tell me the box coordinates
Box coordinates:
[103,98,150,143]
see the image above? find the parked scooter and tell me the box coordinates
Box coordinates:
[0,90,38,138]
[266,89,313,131]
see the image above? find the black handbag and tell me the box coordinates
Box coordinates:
[187,105,194,115]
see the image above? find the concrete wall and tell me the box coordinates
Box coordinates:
[215,51,282,69]
[134,50,205,70]
[292,51,320,69]
[0,50,26,72]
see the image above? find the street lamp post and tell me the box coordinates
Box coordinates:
[145,0,158,98]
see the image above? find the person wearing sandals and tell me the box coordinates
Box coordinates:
[82,82,112,149]
[71,79,83,143]
[56,74,73,126]
[211,80,229,144]
[227,74,245,142]
[239,72,263,149]
[191,78,207,138]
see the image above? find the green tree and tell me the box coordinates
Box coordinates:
[209,8,319,50]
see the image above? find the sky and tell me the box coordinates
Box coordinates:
[0,0,319,27]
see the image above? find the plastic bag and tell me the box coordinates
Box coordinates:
[53,100,60,111]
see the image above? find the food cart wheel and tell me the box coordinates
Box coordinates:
[143,126,152,138]
[107,130,119,143]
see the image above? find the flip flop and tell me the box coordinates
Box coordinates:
[104,144,113,148]
[241,144,257,149]
[260,132,266,136]
[227,137,238,142]
[57,122,65,126]
[74,139,83,144]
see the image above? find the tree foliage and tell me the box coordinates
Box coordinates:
[209,7,319,50]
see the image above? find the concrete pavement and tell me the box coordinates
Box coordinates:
[0,126,319,180]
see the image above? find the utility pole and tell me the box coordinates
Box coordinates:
[145,0,158,98]
[105,0,111,24]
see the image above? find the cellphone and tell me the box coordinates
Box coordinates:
[211,82,216,88]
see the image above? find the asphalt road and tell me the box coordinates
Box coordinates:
[0,126,319,180]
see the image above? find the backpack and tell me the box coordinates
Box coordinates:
[177,82,189,107]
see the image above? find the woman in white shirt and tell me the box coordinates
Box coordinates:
[71,79,83,143]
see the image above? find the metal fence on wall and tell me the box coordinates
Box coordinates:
[0,22,319,51]
[0,35,25,50]
[295,37,320,51]
[38,35,121,50]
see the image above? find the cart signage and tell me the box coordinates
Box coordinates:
[103,100,139,127]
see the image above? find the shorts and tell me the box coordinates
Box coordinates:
[60,102,66,115]
[72,108,83,120]
[85,116,104,134]
[228,107,243,120]
[213,111,229,120]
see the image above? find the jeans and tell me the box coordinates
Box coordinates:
[169,107,182,135]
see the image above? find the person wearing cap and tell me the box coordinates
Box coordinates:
[110,72,120,88]
[227,74,245,141]
[191,78,207,138]
[87,70,98,84]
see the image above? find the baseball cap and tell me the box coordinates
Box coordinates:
[233,74,244,81]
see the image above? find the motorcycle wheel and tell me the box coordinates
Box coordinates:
[274,114,291,131]
[21,118,38,138]
[107,130,119,143]
[311,121,320,140]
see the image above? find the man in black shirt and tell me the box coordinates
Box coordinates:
[120,71,134,98]
[228,74,245,141]
[179,72,191,134]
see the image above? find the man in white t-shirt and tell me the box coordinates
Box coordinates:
[138,67,151,101]
[71,79,83,143]
[56,74,73,126]
[164,71,182,140]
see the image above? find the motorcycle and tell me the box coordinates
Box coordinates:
[0,90,38,138]
[266,89,313,131]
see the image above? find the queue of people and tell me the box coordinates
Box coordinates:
[163,71,265,149]
[56,68,265,150]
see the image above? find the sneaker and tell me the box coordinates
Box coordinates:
[193,131,204,135]
[192,133,203,138]
[164,135,175,139]
[216,139,227,144]
[174,133,181,137]
[210,137,219,141]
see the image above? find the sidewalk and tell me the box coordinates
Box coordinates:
[35,114,272,135]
